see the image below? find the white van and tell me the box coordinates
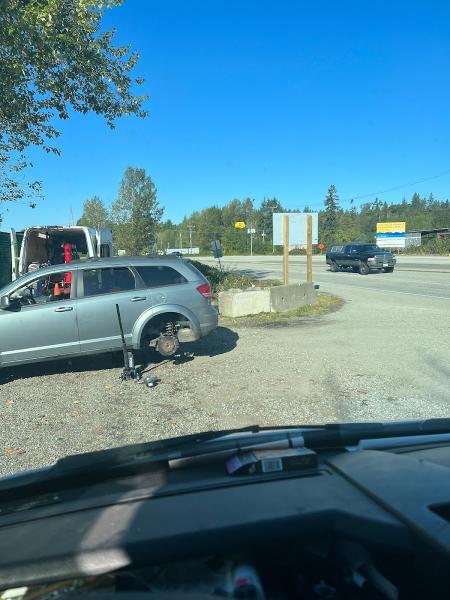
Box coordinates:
[10,226,113,280]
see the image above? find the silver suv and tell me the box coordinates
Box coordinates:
[0,256,218,368]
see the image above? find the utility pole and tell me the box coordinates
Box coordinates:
[306,214,313,284]
[68,207,74,227]
[179,231,183,249]
[249,222,254,257]
[187,223,195,254]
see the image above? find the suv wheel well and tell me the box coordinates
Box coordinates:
[140,312,188,347]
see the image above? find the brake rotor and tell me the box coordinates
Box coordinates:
[156,334,180,357]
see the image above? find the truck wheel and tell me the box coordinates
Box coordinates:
[329,261,339,272]
[359,262,370,275]
[384,267,394,273]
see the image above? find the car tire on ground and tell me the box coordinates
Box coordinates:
[384,267,394,273]
[359,261,370,275]
[329,261,339,272]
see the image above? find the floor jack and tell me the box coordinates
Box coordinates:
[116,304,142,382]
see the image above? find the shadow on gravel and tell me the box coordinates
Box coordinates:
[0,326,239,384]
[142,326,239,373]
[0,352,133,384]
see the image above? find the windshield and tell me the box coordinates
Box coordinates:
[359,245,384,252]
[0,1,449,479]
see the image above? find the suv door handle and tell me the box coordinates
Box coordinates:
[130,296,147,302]
[54,306,74,312]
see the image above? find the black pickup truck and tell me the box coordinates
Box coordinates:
[326,243,396,275]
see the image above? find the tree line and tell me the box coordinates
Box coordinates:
[78,174,450,255]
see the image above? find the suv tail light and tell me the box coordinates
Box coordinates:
[196,283,212,299]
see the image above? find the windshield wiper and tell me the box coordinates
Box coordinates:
[0,425,317,494]
[1,419,450,495]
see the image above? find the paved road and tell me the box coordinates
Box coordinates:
[198,255,450,301]
[196,252,450,422]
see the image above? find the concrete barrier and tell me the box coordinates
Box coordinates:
[219,283,316,317]
[270,283,316,312]
[218,288,271,317]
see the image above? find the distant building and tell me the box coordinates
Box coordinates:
[406,228,450,246]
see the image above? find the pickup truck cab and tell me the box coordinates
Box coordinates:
[326,243,396,275]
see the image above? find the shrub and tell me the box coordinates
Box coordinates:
[189,260,273,293]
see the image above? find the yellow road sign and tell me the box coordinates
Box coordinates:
[234,221,246,229]
[376,221,406,233]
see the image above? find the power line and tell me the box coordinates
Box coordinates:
[341,168,450,202]
[281,168,450,211]
[159,168,450,224]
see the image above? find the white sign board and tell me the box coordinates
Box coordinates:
[167,247,200,255]
[376,237,406,248]
[376,222,406,248]
[272,213,318,246]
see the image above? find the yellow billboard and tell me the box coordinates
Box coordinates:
[376,222,406,233]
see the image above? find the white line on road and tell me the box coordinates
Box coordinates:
[316,282,450,300]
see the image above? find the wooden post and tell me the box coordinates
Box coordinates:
[283,215,289,284]
[306,214,313,284]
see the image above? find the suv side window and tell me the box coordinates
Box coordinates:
[82,267,136,297]
[10,270,74,305]
[349,246,359,254]
[135,265,188,287]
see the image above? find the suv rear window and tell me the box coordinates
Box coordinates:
[135,265,187,287]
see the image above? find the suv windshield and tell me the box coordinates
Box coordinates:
[0,1,449,480]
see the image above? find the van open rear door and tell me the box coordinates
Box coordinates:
[96,228,113,257]
[10,229,19,280]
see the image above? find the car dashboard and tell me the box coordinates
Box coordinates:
[1,441,450,599]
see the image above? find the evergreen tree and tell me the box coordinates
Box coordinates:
[321,185,340,244]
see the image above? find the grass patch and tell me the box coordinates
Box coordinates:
[220,292,344,328]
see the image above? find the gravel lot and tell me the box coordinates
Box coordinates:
[1,277,449,477]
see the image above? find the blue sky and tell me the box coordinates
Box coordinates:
[3,0,450,230]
